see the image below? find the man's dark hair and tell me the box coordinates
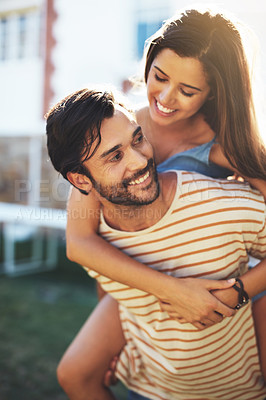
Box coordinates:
[45,88,116,181]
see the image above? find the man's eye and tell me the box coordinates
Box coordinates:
[110,152,122,162]
[155,73,167,82]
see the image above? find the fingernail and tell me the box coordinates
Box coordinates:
[227,278,235,283]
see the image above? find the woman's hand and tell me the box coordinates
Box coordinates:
[157,276,236,330]
[211,286,239,309]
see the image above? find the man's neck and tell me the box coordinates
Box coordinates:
[101,172,177,232]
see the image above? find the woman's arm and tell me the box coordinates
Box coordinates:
[212,258,266,308]
[210,143,266,199]
[66,187,236,328]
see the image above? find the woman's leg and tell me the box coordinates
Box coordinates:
[57,294,126,400]
[252,295,266,383]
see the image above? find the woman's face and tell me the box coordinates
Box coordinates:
[146,49,211,126]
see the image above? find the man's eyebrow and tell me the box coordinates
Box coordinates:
[154,65,202,92]
[100,144,122,159]
[132,126,142,138]
[100,126,142,159]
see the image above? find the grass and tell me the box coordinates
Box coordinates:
[0,242,128,400]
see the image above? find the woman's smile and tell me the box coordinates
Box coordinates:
[155,99,178,115]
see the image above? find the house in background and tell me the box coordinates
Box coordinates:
[0,0,54,208]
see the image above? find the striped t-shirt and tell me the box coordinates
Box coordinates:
[86,171,266,400]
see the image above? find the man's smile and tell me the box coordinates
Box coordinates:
[128,170,150,186]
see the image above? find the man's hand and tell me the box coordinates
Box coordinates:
[157,276,236,330]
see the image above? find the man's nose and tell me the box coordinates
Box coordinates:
[126,147,148,172]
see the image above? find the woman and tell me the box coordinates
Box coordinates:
[57,8,266,399]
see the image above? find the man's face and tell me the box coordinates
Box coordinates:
[83,106,159,206]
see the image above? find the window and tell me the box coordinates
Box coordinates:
[135,6,171,59]
[0,18,7,61]
[0,9,42,62]
[137,20,163,58]
[18,15,27,58]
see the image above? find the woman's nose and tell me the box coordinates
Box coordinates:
[159,86,177,106]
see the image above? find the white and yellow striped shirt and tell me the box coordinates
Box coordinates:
[87,171,266,400]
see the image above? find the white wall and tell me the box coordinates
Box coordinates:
[52,0,137,103]
[0,58,44,135]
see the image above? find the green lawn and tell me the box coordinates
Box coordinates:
[0,245,128,400]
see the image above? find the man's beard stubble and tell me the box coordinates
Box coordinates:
[86,158,160,206]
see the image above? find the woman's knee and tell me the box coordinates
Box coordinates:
[57,351,100,395]
[57,354,76,391]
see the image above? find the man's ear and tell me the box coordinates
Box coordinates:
[67,172,92,194]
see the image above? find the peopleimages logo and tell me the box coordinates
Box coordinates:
[14,179,70,203]
[16,207,67,222]
[177,179,252,203]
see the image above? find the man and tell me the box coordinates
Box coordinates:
[46,88,266,400]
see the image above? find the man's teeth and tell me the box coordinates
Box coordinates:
[156,101,176,114]
[129,171,150,186]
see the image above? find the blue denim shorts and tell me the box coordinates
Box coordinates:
[127,390,151,400]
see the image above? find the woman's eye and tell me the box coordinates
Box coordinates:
[180,88,194,97]
[155,73,167,82]
[110,152,122,162]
